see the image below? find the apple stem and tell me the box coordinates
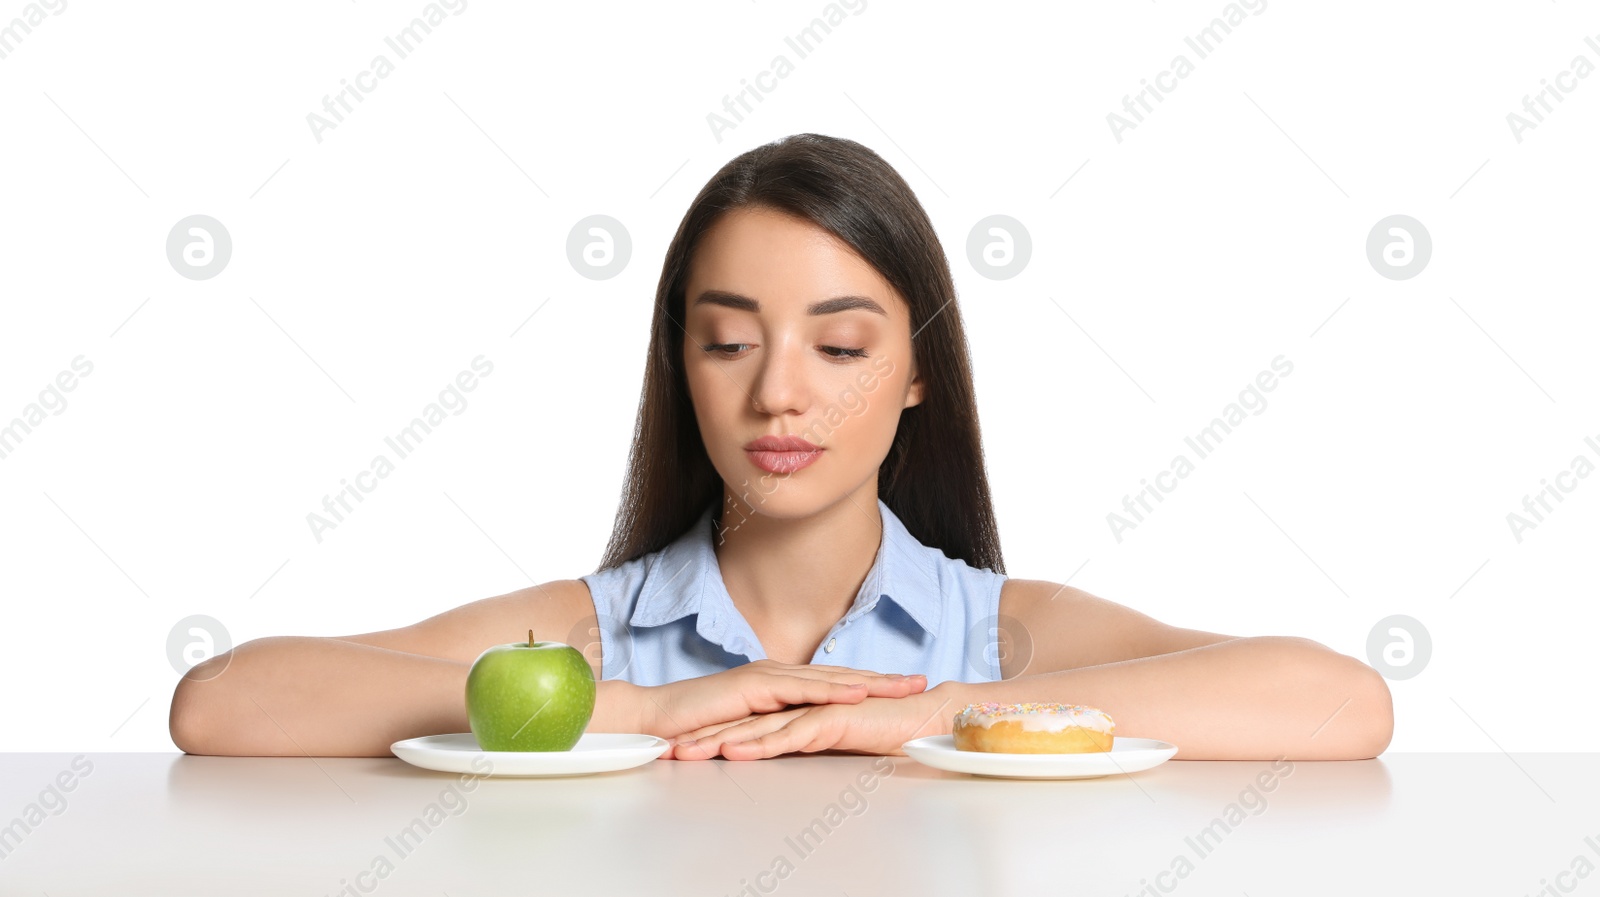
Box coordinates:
[528,629,534,647]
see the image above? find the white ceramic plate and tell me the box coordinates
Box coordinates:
[900,735,1178,779]
[391,732,671,777]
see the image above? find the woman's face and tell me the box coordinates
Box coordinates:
[682,205,924,520]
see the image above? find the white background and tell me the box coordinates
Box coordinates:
[1,0,1595,753]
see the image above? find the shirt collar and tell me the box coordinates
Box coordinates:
[628,497,944,641]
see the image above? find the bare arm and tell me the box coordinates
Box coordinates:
[666,581,1392,762]
[987,579,1391,759]
[666,637,1391,761]
[168,579,645,757]
[998,578,1241,677]
[940,635,1393,760]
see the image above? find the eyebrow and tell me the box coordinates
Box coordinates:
[691,289,888,317]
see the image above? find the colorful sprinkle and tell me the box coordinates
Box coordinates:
[953,702,1115,728]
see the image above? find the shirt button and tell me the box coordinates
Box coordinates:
[825,637,837,653]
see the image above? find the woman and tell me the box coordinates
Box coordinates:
[169,134,1392,761]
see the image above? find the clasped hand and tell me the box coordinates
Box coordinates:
[643,660,956,760]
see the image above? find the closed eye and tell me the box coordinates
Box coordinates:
[700,344,869,360]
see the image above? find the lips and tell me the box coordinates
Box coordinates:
[743,435,822,453]
[743,434,823,475]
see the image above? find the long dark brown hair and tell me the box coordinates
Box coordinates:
[593,133,1004,575]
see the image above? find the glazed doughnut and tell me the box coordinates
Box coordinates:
[952,702,1115,753]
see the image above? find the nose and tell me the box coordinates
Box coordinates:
[747,338,811,416]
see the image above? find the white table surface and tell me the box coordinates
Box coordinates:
[0,750,1584,895]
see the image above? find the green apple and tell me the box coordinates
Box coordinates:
[465,630,596,751]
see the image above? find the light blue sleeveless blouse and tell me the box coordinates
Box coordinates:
[579,498,1007,688]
